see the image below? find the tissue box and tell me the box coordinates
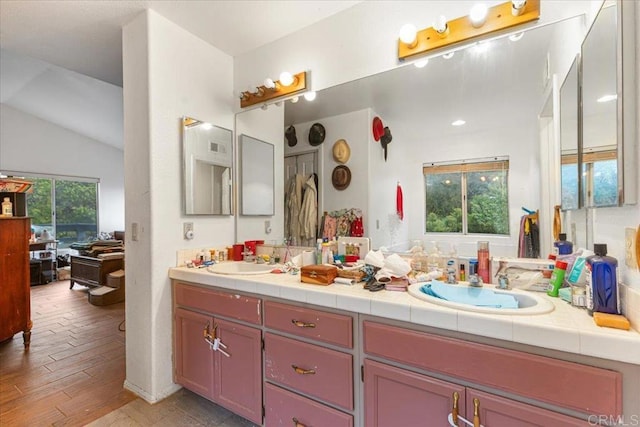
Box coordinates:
[300,265,338,286]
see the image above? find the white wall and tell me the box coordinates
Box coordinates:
[235,105,284,244]
[122,9,234,402]
[0,104,124,232]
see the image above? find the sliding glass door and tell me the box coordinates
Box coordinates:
[26,175,99,249]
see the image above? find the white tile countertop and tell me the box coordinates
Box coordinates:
[169,266,640,365]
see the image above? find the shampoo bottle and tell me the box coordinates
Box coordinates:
[554,233,573,255]
[585,244,620,315]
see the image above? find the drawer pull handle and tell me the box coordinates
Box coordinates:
[292,417,307,427]
[291,365,316,375]
[473,398,480,427]
[291,319,316,328]
[452,391,459,425]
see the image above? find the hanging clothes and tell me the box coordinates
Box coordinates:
[285,174,305,245]
[299,175,318,244]
[518,213,540,258]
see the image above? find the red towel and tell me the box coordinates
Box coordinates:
[396,183,404,220]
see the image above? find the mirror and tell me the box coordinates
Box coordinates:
[182,117,233,215]
[581,3,618,207]
[581,1,637,207]
[240,134,275,215]
[280,17,587,252]
[559,55,580,210]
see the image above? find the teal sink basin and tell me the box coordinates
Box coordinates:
[407,282,554,315]
[207,262,275,275]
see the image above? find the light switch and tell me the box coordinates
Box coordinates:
[132,222,139,241]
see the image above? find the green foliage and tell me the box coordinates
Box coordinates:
[26,178,52,226]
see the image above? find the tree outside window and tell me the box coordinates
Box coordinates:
[424,159,509,235]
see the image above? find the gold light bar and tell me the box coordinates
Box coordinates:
[240,71,307,109]
[398,0,540,61]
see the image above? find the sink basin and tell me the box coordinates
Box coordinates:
[407,282,554,315]
[207,262,276,275]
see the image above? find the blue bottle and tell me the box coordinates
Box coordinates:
[585,244,619,315]
[554,233,573,255]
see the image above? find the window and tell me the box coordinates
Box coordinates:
[561,149,618,208]
[23,174,99,248]
[424,158,509,235]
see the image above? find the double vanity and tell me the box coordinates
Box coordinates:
[169,266,640,426]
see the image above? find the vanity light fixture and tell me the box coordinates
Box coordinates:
[414,58,429,68]
[397,0,539,61]
[290,96,299,104]
[303,91,317,101]
[240,71,307,108]
[469,4,488,28]
[597,94,617,103]
[451,119,466,126]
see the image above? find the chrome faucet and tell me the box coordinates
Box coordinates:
[496,273,511,290]
[242,251,256,262]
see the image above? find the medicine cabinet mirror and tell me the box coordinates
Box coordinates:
[240,134,275,216]
[581,1,637,207]
[182,117,233,215]
[559,55,580,211]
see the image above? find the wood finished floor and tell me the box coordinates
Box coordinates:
[0,280,258,427]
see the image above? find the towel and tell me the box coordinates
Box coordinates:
[421,281,519,309]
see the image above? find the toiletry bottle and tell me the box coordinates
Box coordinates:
[477,241,490,284]
[547,260,568,297]
[445,244,458,281]
[585,244,620,315]
[316,238,323,264]
[459,264,466,281]
[554,233,573,255]
[2,197,13,216]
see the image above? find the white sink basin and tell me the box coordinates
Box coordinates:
[407,282,555,315]
[207,262,276,275]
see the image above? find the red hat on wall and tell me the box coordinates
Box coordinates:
[372,116,384,141]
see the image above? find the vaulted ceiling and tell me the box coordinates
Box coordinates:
[0,1,361,150]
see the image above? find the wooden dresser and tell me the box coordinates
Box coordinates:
[0,217,32,349]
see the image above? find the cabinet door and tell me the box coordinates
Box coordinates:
[466,388,587,427]
[213,318,263,425]
[364,359,465,427]
[174,308,214,400]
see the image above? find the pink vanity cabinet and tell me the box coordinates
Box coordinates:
[362,320,621,426]
[173,283,263,425]
[263,300,355,427]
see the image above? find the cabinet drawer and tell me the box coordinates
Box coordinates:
[264,300,353,348]
[174,283,261,325]
[265,383,353,427]
[363,321,622,417]
[264,332,353,411]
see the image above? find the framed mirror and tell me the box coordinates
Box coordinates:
[559,55,580,210]
[182,117,233,215]
[581,1,637,207]
[240,134,274,215]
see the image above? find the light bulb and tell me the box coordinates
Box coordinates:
[414,59,429,68]
[303,91,316,101]
[451,119,466,126]
[597,94,617,103]
[263,78,276,89]
[399,24,418,46]
[511,0,527,16]
[260,104,268,111]
[434,15,448,35]
[290,96,299,104]
[442,52,455,59]
[469,3,488,28]
[279,72,295,87]
[201,122,213,130]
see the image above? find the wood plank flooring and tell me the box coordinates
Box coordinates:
[0,280,135,426]
[1,280,259,427]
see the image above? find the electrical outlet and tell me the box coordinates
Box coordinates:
[264,220,271,234]
[183,222,194,240]
[625,227,637,269]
